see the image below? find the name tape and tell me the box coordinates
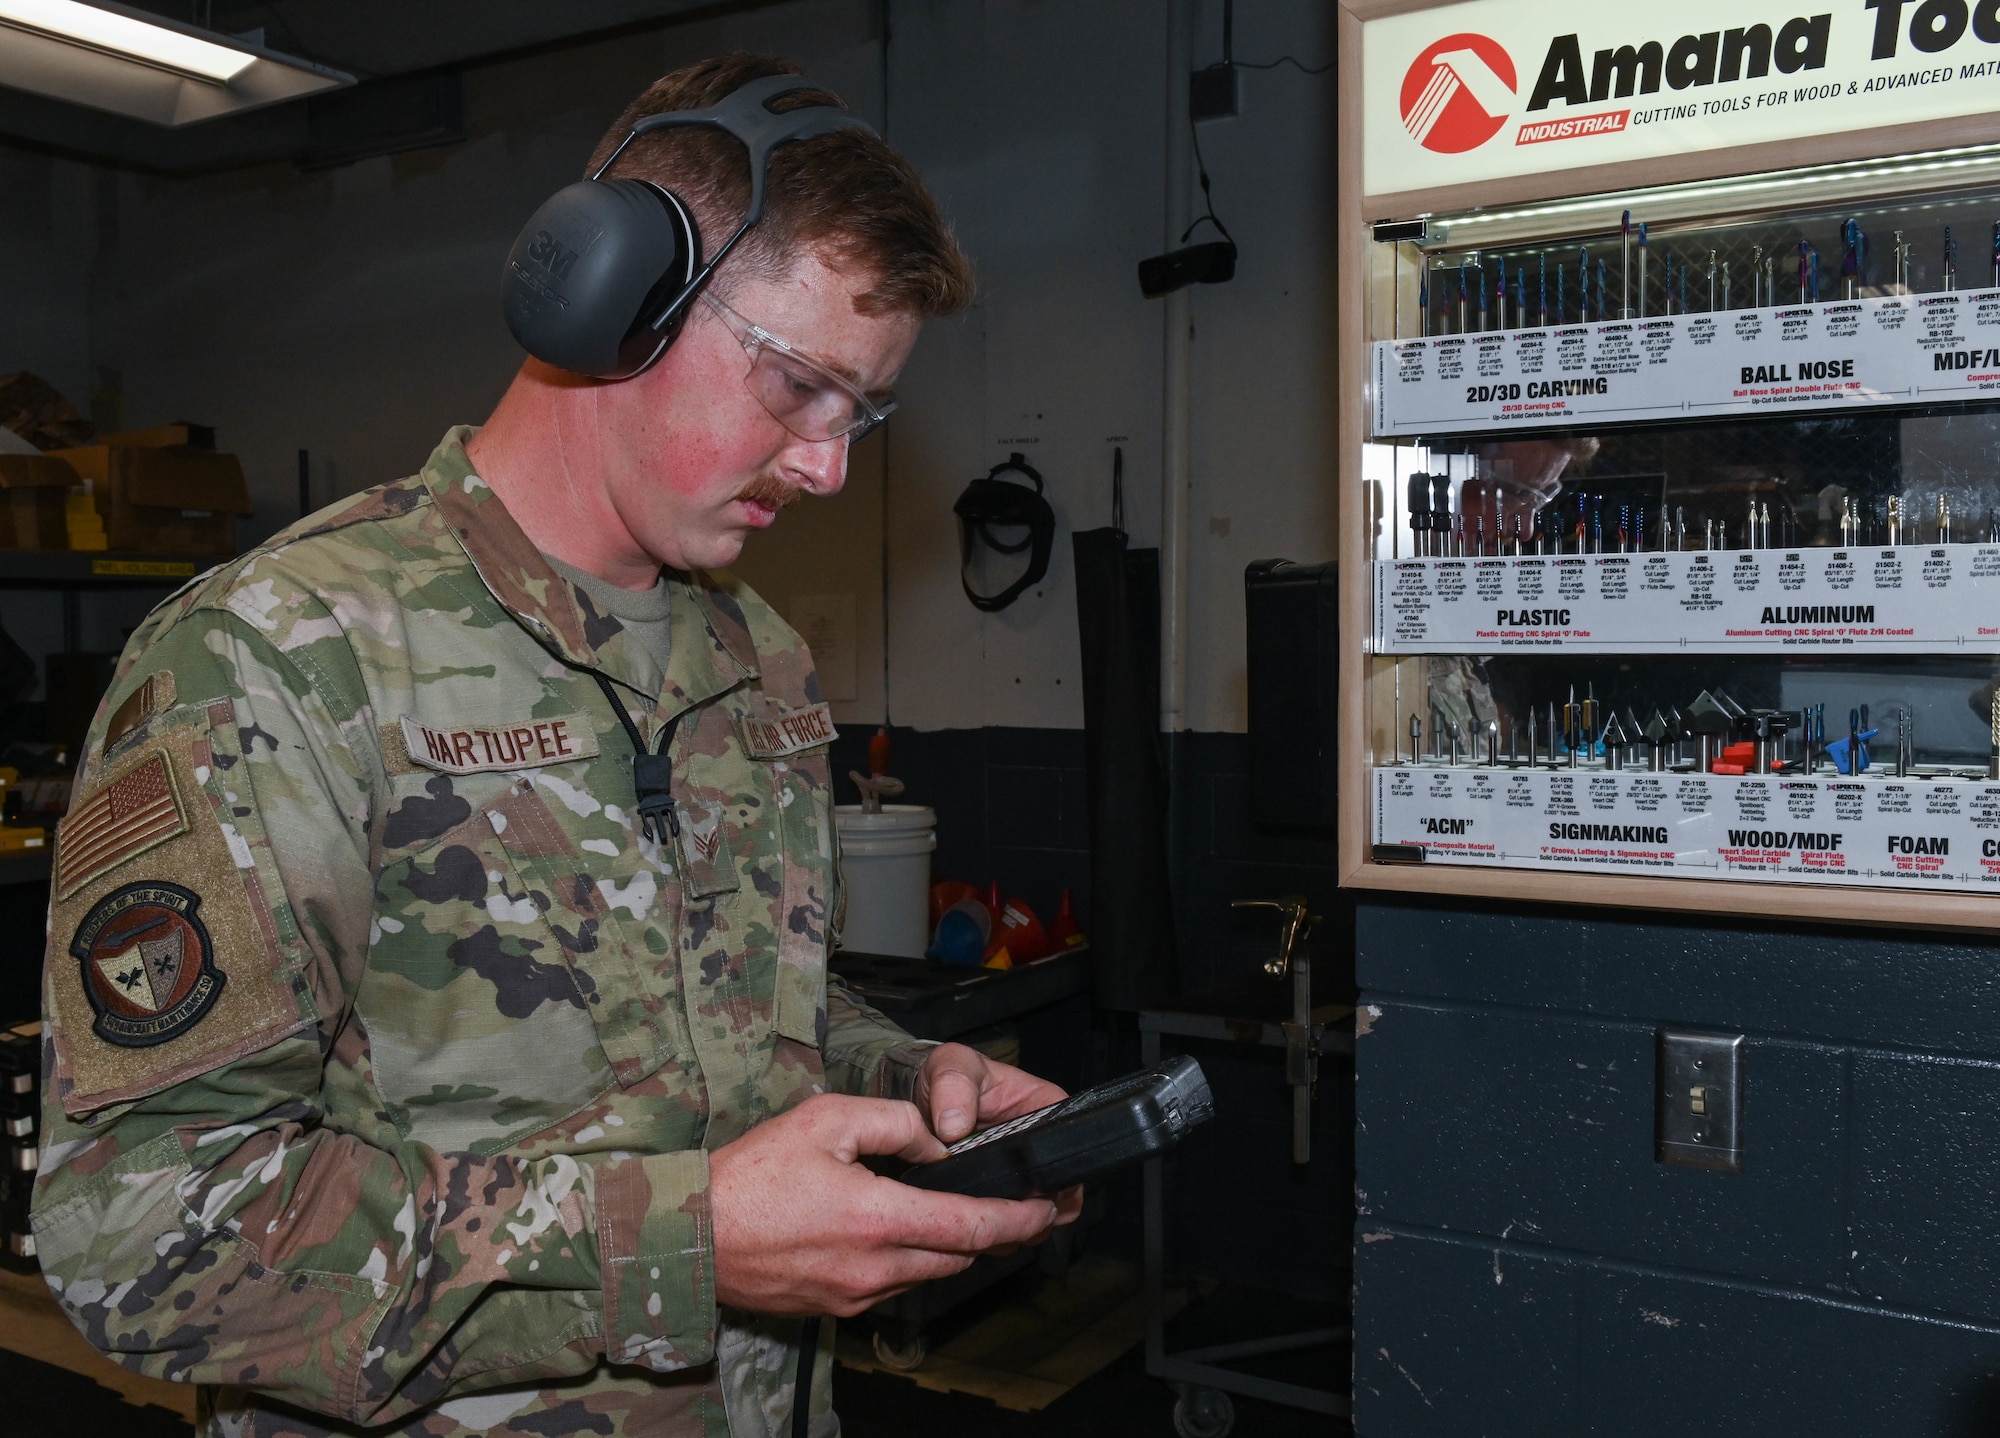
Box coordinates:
[401,714,598,775]
[740,703,838,759]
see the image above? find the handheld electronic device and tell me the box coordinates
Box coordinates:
[901,1055,1214,1200]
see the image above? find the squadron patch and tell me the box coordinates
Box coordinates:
[70,882,227,1048]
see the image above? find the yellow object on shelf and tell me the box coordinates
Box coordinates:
[65,490,107,551]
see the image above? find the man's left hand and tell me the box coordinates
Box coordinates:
[911,1043,1084,1225]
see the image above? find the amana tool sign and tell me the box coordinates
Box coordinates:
[1365,0,2000,196]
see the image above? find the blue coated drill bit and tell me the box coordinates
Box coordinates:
[1418,263,1430,336]
[1663,247,1674,315]
[1597,258,1608,323]
[1539,252,1548,326]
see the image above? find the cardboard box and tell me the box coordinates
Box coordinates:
[0,454,76,551]
[98,423,216,450]
[50,444,251,555]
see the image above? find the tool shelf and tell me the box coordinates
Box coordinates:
[1338,3,2000,928]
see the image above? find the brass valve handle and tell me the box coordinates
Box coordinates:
[1231,896,1317,978]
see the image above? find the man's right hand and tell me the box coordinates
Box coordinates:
[709,1093,1061,1317]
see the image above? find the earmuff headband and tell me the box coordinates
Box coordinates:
[598,76,878,360]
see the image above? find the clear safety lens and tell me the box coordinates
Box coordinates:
[704,292,897,443]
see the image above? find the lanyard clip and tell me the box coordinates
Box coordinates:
[633,753,680,842]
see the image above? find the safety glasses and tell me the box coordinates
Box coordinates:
[701,291,898,443]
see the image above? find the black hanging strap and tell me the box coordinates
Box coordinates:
[589,669,687,843]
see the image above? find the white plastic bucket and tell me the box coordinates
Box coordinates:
[833,804,936,957]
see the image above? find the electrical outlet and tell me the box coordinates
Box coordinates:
[1656,1028,1743,1172]
[1190,63,1239,121]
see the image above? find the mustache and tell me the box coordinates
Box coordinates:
[735,474,803,511]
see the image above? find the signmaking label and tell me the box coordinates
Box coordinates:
[1374,545,2000,652]
[1373,292,2000,436]
[1365,0,2000,197]
[1373,764,2000,893]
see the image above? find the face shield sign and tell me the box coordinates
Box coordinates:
[1364,0,2000,199]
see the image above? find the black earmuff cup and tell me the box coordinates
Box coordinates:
[503,178,698,378]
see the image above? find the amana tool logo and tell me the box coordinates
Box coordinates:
[1400,33,1516,154]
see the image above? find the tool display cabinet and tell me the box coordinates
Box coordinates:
[1338,0,2000,929]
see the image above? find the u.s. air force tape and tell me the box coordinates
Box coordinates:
[739,703,837,759]
[400,714,599,775]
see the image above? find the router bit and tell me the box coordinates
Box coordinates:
[1722,260,1732,311]
[1749,244,1764,306]
[1707,249,1717,311]
[1888,494,1902,546]
[1488,720,1500,768]
[1939,492,1952,544]
[1637,222,1649,318]
[1409,712,1421,766]
[1946,226,1959,292]
[1990,690,1999,780]
[1621,211,1632,318]
[1664,247,1675,316]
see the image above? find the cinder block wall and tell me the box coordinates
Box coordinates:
[1354,897,2000,1434]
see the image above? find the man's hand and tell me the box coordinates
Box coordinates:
[710,1093,1061,1317]
[911,1044,1084,1226]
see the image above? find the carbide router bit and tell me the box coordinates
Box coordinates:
[1707,249,1717,311]
[1750,244,1764,306]
[1620,504,1632,553]
[1458,261,1469,333]
[1591,496,1604,555]
[1722,260,1732,311]
[1888,494,1901,545]
[1418,263,1430,337]
[1493,264,1505,329]
[1488,719,1500,767]
[1601,711,1629,768]
[1989,507,2000,544]
[1644,710,1670,771]
[1843,219,1860,300]
[1637,222,1649,318]
[1539,252,1549,326]
[1894,229,1909,293]
[1598,259,1609,324]
[1946,227,1959,292]
[1621,210,1633,318]
[1516,269,1527,330]
[1764,254,1775,306]
[1798,239,1811,303]
[1409,712,1421,765]
[1512,512,1523,556]
[1749,496,1761,549]
[1810,244,1820,303]
[1476,514,1486,557]
[1448,718,1462,766]
[1940,491,1952,544]
[1433,473,1453,556]
[1676,505,1686,551]
[1762,501,1772,549]
[1990,690,1998,780]
[1663,247,1674,316]
[1527,704,1538,767]
[1477,260,1489,330]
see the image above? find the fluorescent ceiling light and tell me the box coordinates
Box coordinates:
[0,0,252,82]
[0,0,350,126]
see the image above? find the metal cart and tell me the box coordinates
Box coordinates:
[1140,898,1352,1437]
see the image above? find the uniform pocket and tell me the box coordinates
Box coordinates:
[363,782,657,1152]
[772,759,836,1050]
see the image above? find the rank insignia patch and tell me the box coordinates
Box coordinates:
[71,882,227,1048]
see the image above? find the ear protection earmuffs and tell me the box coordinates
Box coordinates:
[503,73,877,380]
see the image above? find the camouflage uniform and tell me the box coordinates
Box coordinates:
[32,428,931,1436]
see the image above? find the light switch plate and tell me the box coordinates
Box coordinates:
[1656,1028,1744,1173]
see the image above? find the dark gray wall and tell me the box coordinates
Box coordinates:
[1354,897,2000,1435]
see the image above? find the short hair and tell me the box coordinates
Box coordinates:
[586,53,973,319]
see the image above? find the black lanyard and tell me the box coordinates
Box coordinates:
[588,670,688,843]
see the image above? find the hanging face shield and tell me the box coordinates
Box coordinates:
[954,452,1055,611]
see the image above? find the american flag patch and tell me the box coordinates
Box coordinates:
[56,752,189,900]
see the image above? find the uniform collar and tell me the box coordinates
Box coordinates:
[420,426,761,715]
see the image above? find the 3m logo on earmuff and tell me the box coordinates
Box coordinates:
[525,229,581,280]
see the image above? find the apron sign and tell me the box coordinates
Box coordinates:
[1364,0,2000,198]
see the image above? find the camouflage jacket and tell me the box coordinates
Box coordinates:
[32,428,930,1437]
